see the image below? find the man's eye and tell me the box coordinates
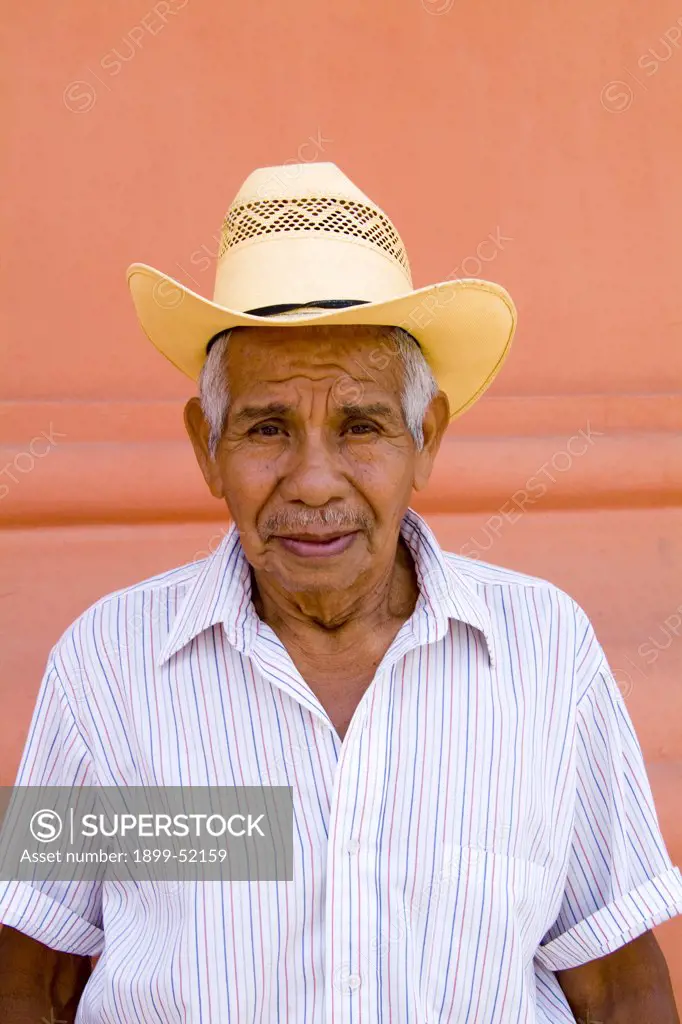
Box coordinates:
[250,423,283,437]
[346,421,378,435]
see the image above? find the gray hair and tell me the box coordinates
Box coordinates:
[198,325,439,457]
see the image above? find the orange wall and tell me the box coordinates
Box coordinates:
[2,0,681,996]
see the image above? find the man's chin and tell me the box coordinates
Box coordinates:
[267,550,367,595]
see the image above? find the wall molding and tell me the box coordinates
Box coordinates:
[0,395,680,525]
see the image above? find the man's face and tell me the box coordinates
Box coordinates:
[185,324,448,596]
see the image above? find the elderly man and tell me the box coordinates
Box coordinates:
[0,162,681,1023]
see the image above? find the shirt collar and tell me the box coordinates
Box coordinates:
[399,509,496,667]
[158,508,496,667]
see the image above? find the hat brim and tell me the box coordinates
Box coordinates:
[127,263,516,420]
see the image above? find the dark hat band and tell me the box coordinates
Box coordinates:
[205,300,368,354]
[203,299,423,356]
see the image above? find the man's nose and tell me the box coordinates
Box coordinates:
[278,433,348,506]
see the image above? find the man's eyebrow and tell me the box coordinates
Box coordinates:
[339,402,400,420]
[230,402,292,425]
[230,400,401,427]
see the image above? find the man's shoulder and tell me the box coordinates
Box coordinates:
[443,549,565,593]
[442,552,600,684]
[442,550,583,618]
[51,554,211,664]
[84,556,204,615]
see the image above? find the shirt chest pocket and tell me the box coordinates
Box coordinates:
[404,844,551,1022]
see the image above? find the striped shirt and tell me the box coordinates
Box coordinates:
[1,507,681,1022]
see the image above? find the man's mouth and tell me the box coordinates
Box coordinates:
[274,532,359,558]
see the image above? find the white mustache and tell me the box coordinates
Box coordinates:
[261,507,372,537]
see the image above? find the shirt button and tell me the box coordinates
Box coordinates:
[346,838,360,855]
[347,973,362,991]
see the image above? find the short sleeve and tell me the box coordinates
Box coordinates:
[0,651,104,955]
[536,612,682,972]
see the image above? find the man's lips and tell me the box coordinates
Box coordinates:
[273,531,360,558]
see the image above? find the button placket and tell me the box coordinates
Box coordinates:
[326,681,377,1016]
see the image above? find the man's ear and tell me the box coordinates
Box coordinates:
[184,397,225,500]
[413,390,450,491]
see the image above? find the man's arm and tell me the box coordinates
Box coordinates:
[0,654,104,1017]
[557,930,679,1023]
[535,607,682,1011]
[0,925,92,1023]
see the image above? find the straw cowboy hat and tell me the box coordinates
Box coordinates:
[127,162,517,419]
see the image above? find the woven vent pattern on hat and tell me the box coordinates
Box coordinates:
[219,197,410,272]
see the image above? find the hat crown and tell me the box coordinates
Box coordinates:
[231,162,376,205]
[214,163,412,300]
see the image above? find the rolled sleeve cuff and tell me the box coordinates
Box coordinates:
[0,880,103,956]
[536,865,682,972]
